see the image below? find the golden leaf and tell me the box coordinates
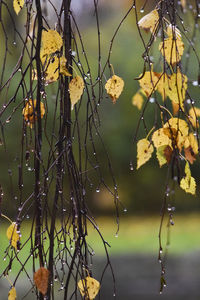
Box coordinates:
[22,99,45,128]
[137,139,154,169]
[156,146,168,167]
[6,222,20,250]
[166,25,182,40]
[152,128,172,149]
[132,91,144,110]
[105,75,124,103]
[8,287,16,300]
[34,267,49,296]
[180,162,196,195]
[13,0,24,15]
[42,30,63,56]
[159,36,184,65]
[69,76,84,109]
[78,276,100,300]
[163,117,188,150]
[138,9,159,35]
[189,107,200,128]
[184,133,198,164]
[59,56,71,77]
[138,71,159,97]
[166,71,187,108]
[156,73,170,101]
[172,102,180,115]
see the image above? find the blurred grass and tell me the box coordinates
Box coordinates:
[1,214,200,278]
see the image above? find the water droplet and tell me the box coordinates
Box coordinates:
[192,81,198,86]
[26,215,30,219]
[129,162,134,171]
[13,41,16,45]
[28,167,32,171]
[123,208,127,213]
[149,97,155,103]
[6,117,11,123]
[96,188,100,193]
[113,293,116,297]
[140,9,144,13]
[115,233,118,238]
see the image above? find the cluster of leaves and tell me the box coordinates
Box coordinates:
[132,7,200,196]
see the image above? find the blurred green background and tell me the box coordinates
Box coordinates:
[0,0,200,299]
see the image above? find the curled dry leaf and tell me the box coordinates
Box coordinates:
[42,30,63,56]
[138,9,159,35]
[22,99,45,128]
[78,276,100,300]
[105,75,124,103]
[6,222,20,250]
[34,267,49,296]
[8,286,17,300]
[137,139,154,169]
[180,162,196,195]
[13,0,24,15]
[69,75,85,109]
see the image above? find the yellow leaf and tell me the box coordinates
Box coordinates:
[22,99,45,128]
[6,222,20,250]
[8,287,16,300]
[13,0,24,15]
[42,30,63,56]
[159,36,184,65]
[152,128,172,149]
[184,133,198,154]
[78,276,100,300]
[132,91,144,110]
[180,162,196,195]
[166,25,182,39]
[166,71,187,108]
[138,71,159,97]
[137,139,154,169]
[69,76,84,109]
[59,56,71,77]
[138,9,159,35]
[105,75,124,103]
[156,73,170,101]
[34,267,49,296]
[156,146,168,167]
[189,107,200,128]
[184,133,198,164]
[163,117,189,150]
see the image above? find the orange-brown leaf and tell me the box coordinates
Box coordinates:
[34,267,49,295]
[164,145,173,164]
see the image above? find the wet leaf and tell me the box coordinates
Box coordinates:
[137,139,154,169]
[22,99,45,128]
[8,286,16,300]
[159,36,184,65]
[180,162,196,195]
[13,0,24,15]
[163,117,188,150]
[6,222,20,250]
[189,107,200,127]
[184,133,198,164]
[34,267,49,296]
[166,71,187,108]
[132,91,144,110]
[69,75,84,109]
[105,75,124,103]
[42,30,63,56]
[152,128,172,149]
[138,9,159,35]
[139,71,160,97]
[78,276,100,299]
